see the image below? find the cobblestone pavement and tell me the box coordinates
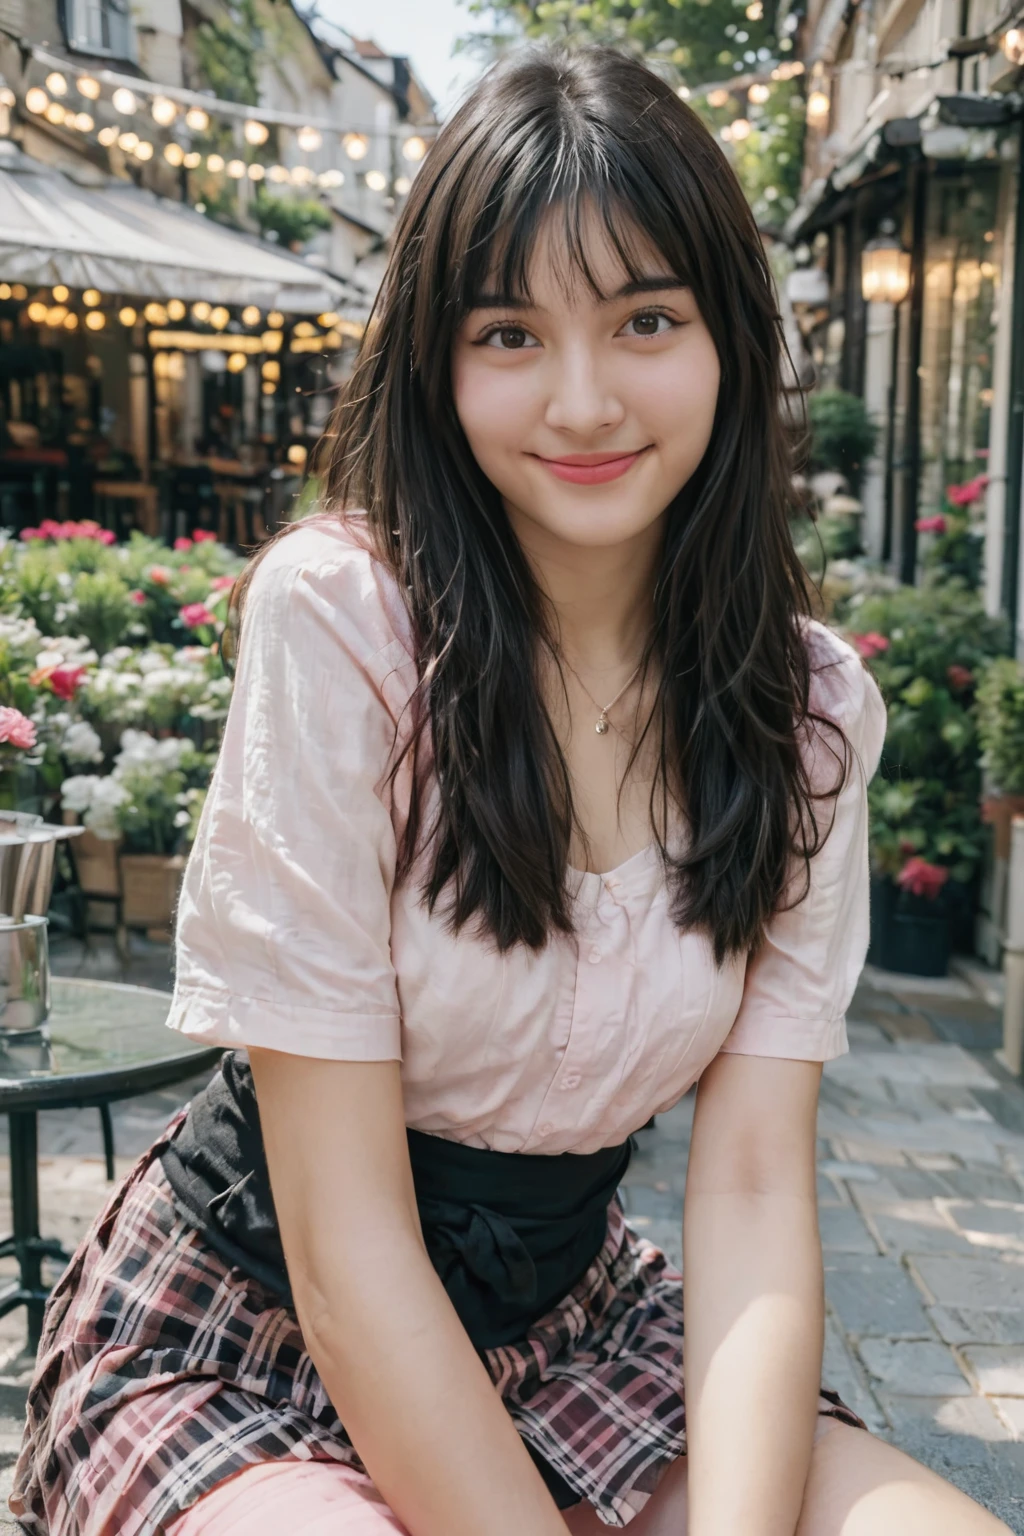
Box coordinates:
[0,937,1021,1529]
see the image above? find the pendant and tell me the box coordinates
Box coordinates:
[595,716,610,735]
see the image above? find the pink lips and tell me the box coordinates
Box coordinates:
[536,448,650,485]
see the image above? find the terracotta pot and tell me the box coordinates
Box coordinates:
[981,794,1024,860]
[119,852,187,928]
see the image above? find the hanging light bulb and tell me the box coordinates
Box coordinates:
[401,134,427,162]
[85,310,106,330]
[292,164,315,185]
[45,102,66,125]
[707,88,730,108]
[745,0,763,16]
[247,162,265,180]
[73,112,94,132]
[861,220,911,304]
[343,132,369,160]
[244,118,269,145]
[227,352,247,373]
[118,131,139,152]
[1003,27,1024,63]
[261,359,280,380]
[318,168,344,188]
[185,106,210,132]
[297,125,322,152]
[192,301,212,322]
[226,159,245,179]
[134,140,154,160]
[731,117,752,139]
[27,302,47,323]
[806,89,830,123]
[394,174,411,196]
[749,82,771,103]
[261,381,276,396]
[268,163,289,182]
[82,288,101,306]
[52,285,69,302]
[144,302,169,325]
[209,305,230,329]
[183,151,201,169]
[206,153,225,172]
[112,87,137,115]
[44,305,66,325]
[63,311,79,330]
[77,75,101,100]
[164,142,185,166]
[267,311,284,328]
[97,125,118,146]
[45,72,68,96]
[152,95,178,127]
[119,305,137,326]
[364,169,387,192]
[167,299,186,321]
[25,88,48,114]
[241,305,261,326]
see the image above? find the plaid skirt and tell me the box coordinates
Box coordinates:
[10,1109,865,1535]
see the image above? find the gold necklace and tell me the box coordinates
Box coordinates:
[561,656,644,736]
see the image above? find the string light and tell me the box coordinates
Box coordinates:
[183,151,201,169]
[63,312,78,330]
[118,131,139,152]
[268,163,289,182]
[365,169,387,192]
[45,306,68,325]
[318,168,344,188]
[343,133,368,160]
[0,284,10,299]
[167,299,187,321]
[119,306,137,326]
[209,306,230,329]
[318,312,339,327]
[52,285,69,302]
[27,302,47,322]
[267,311,284,328]
[185,107,209,132]
[227,352,247,372]
[745,1,763,16]
[83,288,101,306]
[73,112,93,132]
[749,82,771,103]
[11,285,26,300]
[164,142,184,166]
[245,119,269,145]
[152,95,178,126]
[226,159,245,178]
[207,153,225,172]
[144,302,169,325]
[731,117,752,139]
[191,301,212,322]
[402,134,427,162]
[1003,27,1024,63]
[297,125,322,152]
[241,305,261,325]
[262,382,276,395]
[45,102,66,124]
[293,321,317,338]
[707,88,730,108]
[261,360,280,380]
[111,87,137,115]
[45,72,68,96]
[806,89,830,123]
[291,164,314,186]
[25,87,48,114]
[77,75,100,100]
[85,311,106,330]
[394,175,411,196]
[135,140,154,160]
[247,162,265,180]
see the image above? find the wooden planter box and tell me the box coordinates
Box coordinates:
[119,852,187,931]
[61,814,123,898]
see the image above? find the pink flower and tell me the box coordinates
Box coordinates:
[946,475,989,507]
[179,564,191,573]
[18,527,45,541]
[129,588,147,606]
[947,664,973,691]
[914,515,947,534]
[48,665,87,702]
[209,574,235,591]
[97,528,116,545]
[897,857,950,901]
[180,602,216,629]
[146,565,171,586]
[174,537,193,551]
[37,519,63,540]
[850,631,890,659]
[192,529,218,543]
[0,707,37,750]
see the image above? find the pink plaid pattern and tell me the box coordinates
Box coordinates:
[11,1113,864,1533]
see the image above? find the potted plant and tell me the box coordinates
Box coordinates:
[807,389,879,495]
[847,583,1006,974]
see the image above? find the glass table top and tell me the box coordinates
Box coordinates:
[0,977,221,1109]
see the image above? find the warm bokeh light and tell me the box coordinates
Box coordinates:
[27,302,47,323]
[192,301,212,322]
[52,285,69,302]
[185,107,209,132]
[118,131,139,153]
[244,119,269,145]
[135,140,154,161]
[806,90,830,123]
[97,126,118,146]
[267,311,285,329]
[111,87,137,115]
[85,310,106,330]
[144,302,169,325]
[167,299,187,321]
[206,153,225,172]
[25,88,48,115]
[226,352,248,373]
[83,289,101,306]
[402,135,427,162]
[152,96,178,127]
[343,133,368,160]
[119,306,138,326]
[226,159,245,179]
[365,169,387,192]
[183,151,201,169]
[209,306,230,329]
[77,76,101,100]
[261,359,280,381]
[241,305,261,326]
[297,125,322,152]
[46,72,68,96]
[164,142,185,166]
[63,311,79,330]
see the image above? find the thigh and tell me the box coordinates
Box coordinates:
[162,1460,410,1536]
[798,1421,1012,1536]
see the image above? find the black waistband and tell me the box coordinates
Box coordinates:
[160,1052,633,1351]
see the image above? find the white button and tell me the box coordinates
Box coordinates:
[538,1122,554,1136]
[588,948,602,964]
[560,1073,581,1090]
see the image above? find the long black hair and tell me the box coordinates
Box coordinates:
[232,43,845,964]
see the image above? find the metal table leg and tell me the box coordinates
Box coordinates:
[0,1110,70,1352]
[100,1102,116,1182]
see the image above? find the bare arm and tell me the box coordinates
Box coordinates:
[682,1051,824,1536]
[249,1048,572,1536]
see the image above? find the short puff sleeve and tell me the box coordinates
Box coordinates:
[165,517,406,1061]
[719,622,886,1063]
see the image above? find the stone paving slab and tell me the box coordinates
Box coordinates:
[0,938,1020,1529]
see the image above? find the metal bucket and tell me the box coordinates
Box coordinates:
[0,915,49,1034]
[0,813,85,1036]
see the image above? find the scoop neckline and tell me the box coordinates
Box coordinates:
[567,841,661,885]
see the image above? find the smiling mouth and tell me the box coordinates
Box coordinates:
[533,447,652,485]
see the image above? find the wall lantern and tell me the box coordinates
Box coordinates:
[861,220,911,305]
[1002,27,1024,64]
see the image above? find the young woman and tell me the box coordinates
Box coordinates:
[11,44,1010,1536]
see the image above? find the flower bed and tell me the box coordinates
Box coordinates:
[0,522,243,917]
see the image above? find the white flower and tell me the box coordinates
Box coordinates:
[60,774,101,813]
[137,652,169,675]
[102,646,136,667]
[56,571,73,591]
[62,721,104,764]
[34,649,64,671]
[173,809,191,827]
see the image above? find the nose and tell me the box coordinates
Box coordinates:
[543,342,625,438]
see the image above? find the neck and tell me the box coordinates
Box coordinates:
[506,504,663,669]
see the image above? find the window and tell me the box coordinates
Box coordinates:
[62,0,136,61]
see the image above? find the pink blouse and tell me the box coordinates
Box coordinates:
[166,514,887,1155]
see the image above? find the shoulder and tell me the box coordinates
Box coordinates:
[244,511,415,669]
[800,618,887,783]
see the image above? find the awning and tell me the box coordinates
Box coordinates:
[0,142,350,314]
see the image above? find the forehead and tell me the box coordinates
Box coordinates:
[476,197,681,308]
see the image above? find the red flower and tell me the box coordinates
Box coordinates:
[48,665,87,701]
[209,574,235,591]
[946,475,989,507]
[174,537,193,551]
[947,664,974,691]
[18,527,45,541]
[851,631,890,659]
[129,589,147,606]
[180,602,216,629]
[897,857,950,901]
[192,529,218,542]
[914,515,947,534]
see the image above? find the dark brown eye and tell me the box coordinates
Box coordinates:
[499,326,527,349]
[631,313,661,336]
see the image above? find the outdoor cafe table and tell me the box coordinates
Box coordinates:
[0,977,220,1350]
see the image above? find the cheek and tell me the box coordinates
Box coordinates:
[629,336,720,453]
[452,355,534,464]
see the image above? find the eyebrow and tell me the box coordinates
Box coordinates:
[470,275,688,310]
